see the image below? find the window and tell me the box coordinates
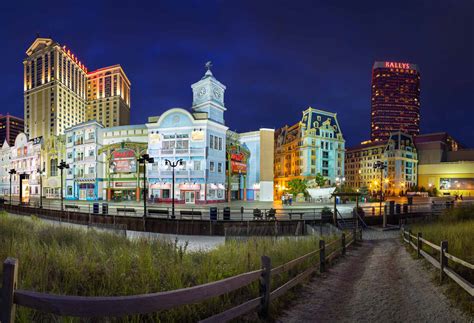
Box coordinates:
[218,162,222,173]
[210,161,215,172]
[193,161,201,171]
[67,186,73,195]
[50,158,58,177]
[218,137,223,151]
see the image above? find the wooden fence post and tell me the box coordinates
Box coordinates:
[259,255,271,319]
[408,230,412,244]
[1,258,19,323]
[341,233,346,255]
[417,232,422,258]
[440,240,448,283]
[319,240,326,273]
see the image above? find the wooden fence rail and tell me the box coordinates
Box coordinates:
[401,227,474,296]
[0,230,360,322]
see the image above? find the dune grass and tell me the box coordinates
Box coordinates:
[0,212,333,322]
[407,205,474,315]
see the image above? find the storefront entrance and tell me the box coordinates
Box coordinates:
[184,191,195,204]
[112,189,137,202]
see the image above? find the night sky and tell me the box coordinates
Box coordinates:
[0,0,472,147]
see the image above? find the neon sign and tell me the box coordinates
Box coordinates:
[385,62,411,69]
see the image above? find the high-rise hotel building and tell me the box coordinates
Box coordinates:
[86,65,131,127]
[371,61,421,142]
[24,37,131,138]
[24,38,88,140]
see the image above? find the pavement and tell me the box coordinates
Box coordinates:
[277,231,471,322]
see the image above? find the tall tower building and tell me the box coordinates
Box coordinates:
[86,65,131,127]
[371,61,421,141]
[0,114,24,146]
[191,62,227,124]
[24,38,88,140]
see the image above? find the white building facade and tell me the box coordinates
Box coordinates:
[65,120,104,200]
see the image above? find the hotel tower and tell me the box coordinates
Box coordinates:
[371,61,421,142]
[24,37,131,138]
[24,38,88,140]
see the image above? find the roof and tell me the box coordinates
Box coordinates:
[346,140,387,151]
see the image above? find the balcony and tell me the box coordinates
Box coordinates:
[148,169,205,179]
[150,148,205,157]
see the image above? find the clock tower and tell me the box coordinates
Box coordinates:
[191,62,227,124]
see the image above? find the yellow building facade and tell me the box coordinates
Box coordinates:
[345,132,418,195]
[418,161,474,197]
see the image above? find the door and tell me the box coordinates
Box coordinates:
[185,191,195,204]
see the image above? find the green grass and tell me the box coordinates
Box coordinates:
[407,205,474,315]
[0,212,334,322]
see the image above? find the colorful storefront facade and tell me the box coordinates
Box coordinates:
[65,121,104,200]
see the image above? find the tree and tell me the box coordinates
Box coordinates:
[314,173,326,187]
[287,179,308,197]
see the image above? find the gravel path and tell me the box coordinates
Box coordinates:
[277,231,471,323]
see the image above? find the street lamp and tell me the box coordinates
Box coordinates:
[165,158,183,219]
[37,168,45,208]
[9,169,16,205]
[58,160,70,211]
[373,160,387,227]
[138,153,154,219]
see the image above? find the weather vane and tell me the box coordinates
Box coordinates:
[205,61,212,71]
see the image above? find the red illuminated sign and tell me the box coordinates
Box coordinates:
[385,62,411,69]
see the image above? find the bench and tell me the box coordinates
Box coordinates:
[117,208,136,215]
[289,212,304,220]
[179,210,202,219]
[266,209,277,220]
[253,209,263,220]
[65,205,80,210]
[147,209,169,217]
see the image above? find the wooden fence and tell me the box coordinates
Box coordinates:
[0,230,360,322]
[401,227,474,296]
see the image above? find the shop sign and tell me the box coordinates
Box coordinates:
[191,130,204,141]
[114,182,136,188]
[149,133,161,144]
[179,183,201,190]
[21,179,30,203]
[111,149,137,173]
[231,161,247,174]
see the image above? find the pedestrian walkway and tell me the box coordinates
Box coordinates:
[277,231,470,322]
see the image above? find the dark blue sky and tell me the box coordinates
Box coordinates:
[0,0,473,147]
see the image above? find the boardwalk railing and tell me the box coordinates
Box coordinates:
[401,227,474,296]
[0,230,360,322]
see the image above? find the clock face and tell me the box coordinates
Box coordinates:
[213,87,221,99]
[198,87,207,97]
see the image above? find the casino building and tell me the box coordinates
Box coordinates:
[371,61,421,142]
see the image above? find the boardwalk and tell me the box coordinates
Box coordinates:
[277,230,470,323]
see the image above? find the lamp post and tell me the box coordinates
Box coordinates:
[165,158,183,219]
[138,154,154,219]
[373,160,387,227]
[58,160,70,211]
[37,168,45,208]
[9,169,16,205]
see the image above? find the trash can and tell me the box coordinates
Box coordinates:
[210,207,218,221]
[402,204,408,213]
[389,201,395,215]
[102,203,108,215]
[395,203,401,214]
[223,207,231,220]
[93,202,99,214]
